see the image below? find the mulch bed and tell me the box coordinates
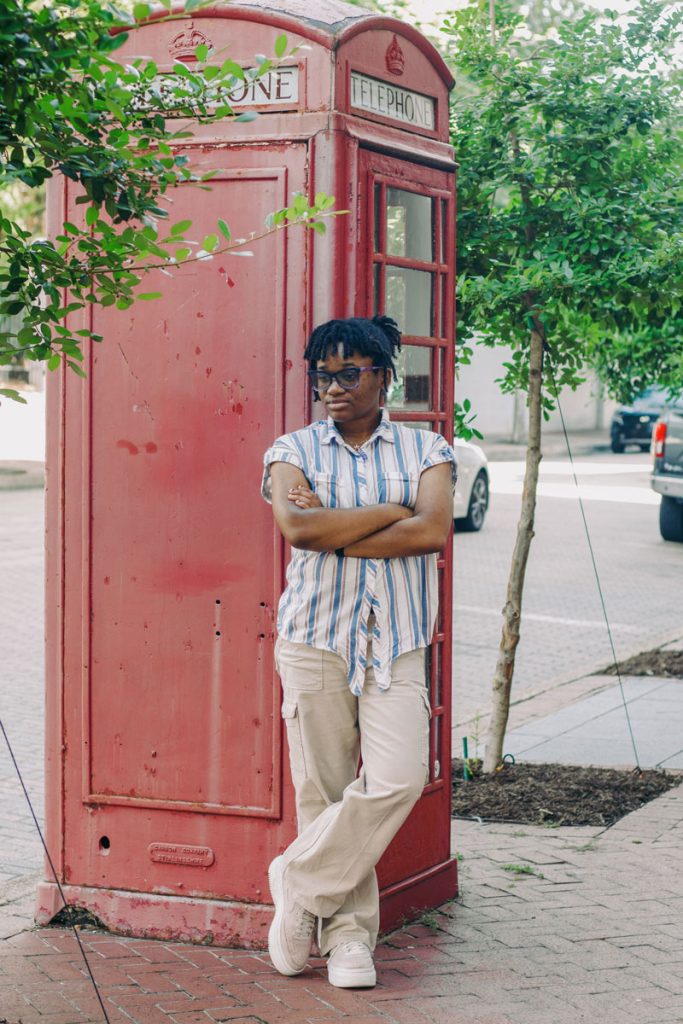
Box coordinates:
[600,648,683,678]
[451,759,681,827]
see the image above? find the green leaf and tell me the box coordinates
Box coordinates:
[85,206,99,227]
[67,360,88,378]
[235,111,258,123]
[201,234,219,252]
[0,389,28,405]
[138,292,162,300]
[274,33,287,59]
[133,3,151,21]
[47,354,62,371]
[217,219,231,241]
[220,59,245,81]
[195,43,209,62]
[170,220,192,235]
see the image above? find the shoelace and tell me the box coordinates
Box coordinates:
[338,940,369,957]
[293,905,316,941]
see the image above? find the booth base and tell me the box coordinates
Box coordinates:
[35,857,458,948]
[380,857,459,933]
[35,882,273,949]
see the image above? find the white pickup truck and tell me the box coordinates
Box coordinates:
[652,400,683,542]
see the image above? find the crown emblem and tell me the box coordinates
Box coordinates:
[385,35,405,76]
[168,21,213,63]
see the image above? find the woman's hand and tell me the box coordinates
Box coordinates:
[287,485,323,509]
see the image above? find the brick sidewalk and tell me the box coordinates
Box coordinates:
[3,783,683,1024]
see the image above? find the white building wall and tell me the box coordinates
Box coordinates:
[0,389,46,462]
[456,342,618,441]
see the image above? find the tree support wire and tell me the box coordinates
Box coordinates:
[0,717,111,1024]
[544,343,642,772]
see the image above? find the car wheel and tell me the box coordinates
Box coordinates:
[610,437,625,453]
[660,496,683,542]
[455,470,489,532]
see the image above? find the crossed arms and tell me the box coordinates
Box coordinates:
[269,461,453,558]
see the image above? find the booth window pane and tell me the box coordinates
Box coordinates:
[433,719,442,780]
[373,264,381,315]
[401,420,436,430]
[439,346,447,409]
[386,188,434,261]
[441,274,452,338]
[434,641,443,707]
[374,185,382,253]
[441,199,448,264]
[386,345,431,411]
[385,267,434,336]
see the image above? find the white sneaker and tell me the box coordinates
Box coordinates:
[267,855,317,976]
[327,940,377,988]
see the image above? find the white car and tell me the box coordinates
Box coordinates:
[453,439,489,531]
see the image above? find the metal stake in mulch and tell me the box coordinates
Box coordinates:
[462,736,471,780]
[0,717,112,1024]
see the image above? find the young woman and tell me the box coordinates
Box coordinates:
[262,315,456,989]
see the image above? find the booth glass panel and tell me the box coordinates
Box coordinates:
[385,267,434,336]
[385,188,434,262]
[432,718,442,781]
[440,198,448,264]
[433,641,443,707]
[386,346,431,411]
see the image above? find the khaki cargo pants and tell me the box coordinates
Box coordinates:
[274,627,430,955]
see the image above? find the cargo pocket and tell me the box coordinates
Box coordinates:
[281,700,307,784]
[275,640,324,690]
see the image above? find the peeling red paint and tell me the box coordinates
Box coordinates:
[144,442,158,454]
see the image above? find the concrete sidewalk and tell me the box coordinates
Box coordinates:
[2,783,683,1024]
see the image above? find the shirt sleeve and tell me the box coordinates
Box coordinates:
[420,433,458,492]
[261,435,304,503]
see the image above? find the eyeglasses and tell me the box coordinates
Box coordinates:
[308,367,384,392]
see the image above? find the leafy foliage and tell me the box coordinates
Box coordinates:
[444,0,683,407]
[0,0,337,398]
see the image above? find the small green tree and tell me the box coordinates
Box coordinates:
[0,0,335,401]
[444,0,683,770]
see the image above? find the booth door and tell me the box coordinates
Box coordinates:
[57,144,307,901]
[357,148,456,889]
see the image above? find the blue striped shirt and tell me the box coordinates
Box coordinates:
[262,410,457,695]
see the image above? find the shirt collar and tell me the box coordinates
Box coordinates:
[321,407,395,446]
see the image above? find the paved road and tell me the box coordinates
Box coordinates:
[2,446,683,888]
[453,448,683,745]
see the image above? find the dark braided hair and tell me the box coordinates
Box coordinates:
[304,316,402,380]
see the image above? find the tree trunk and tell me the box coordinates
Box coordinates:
[483,325,544,773]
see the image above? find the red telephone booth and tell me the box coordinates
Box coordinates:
[38,0,457,946]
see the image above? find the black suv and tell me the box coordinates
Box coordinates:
[652,399,683,542]
[610,387,671,453]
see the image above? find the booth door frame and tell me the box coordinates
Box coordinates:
[356,147,456,889]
